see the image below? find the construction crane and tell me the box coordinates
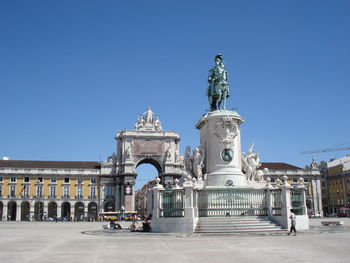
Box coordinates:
[300,146,350,154]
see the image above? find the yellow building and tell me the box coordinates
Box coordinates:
[326,155,350,214]
[0,160,100,221]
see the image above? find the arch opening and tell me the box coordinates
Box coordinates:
[61,202,71,220]
[74,202,84,221]
[7,201,16,221]
[134,162,159,217]
[104,201,115,212]
[135,161,160,190]
[48,202,57,219]
[21,201,30,221]
[88,202,98,221]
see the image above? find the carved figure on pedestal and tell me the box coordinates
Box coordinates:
[104,153,117,166]
[241,143,262,181]
[154,117,162,131]
[143,107,154,124]
[125,146,131,159]
[175,150,184,165]
[165,147,171,161]
[184,146,192,172]
[134,117,145,130]
[192,147,205,180]
[135,108,163,131]
[207,54,229,111]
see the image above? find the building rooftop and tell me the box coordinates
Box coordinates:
[0,160,302,171]
[0,160,101,169]
[260,162,302,170]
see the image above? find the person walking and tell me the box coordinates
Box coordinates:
[288,209,297,236]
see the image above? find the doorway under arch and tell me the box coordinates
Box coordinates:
[74,202,84,221]
[88,202,98,221]
[61,202,71,220]
[7,201,17,221]
[48,202,57,219]
[104,201,115,212]
[21,201,30,221]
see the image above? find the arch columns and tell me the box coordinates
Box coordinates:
[16,204,21,221]
[2,201,8,221]
[115,183,121,211]
[30,202,35,221]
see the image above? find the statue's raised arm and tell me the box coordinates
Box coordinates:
[207,54,230,111]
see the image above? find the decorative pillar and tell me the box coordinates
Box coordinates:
[131,182,135,211]
[84,202,88,221]
[29,202,35,221]
[120,184,125,210]
[265,178,274,217]
[280,175,292,229]
[115,184,121,211]
[16,203,21,221]
[152,178,164,218]
[43,201,48,219]
[57,203,62,218]
[3,202,8,221]
[70,204,75,221]
[297,177,307,215]
[183,179,194,218]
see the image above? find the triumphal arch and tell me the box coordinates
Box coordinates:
[101,108,183,212]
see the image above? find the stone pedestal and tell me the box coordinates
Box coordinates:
[196,110,246,187]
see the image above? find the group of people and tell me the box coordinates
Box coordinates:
[108,214,152,232]
[129,214,152,232]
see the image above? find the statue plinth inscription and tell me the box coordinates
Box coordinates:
[133,140,164,155]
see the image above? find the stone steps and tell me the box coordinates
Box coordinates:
[195,216,286,234]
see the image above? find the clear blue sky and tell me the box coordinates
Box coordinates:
[1,1,349,189]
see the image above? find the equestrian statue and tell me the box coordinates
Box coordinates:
[207,54,230,111]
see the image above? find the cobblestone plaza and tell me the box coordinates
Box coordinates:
[0,219,349,263]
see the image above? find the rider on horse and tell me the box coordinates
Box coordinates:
[207,54,229,111]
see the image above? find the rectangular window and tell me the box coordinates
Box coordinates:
[10,185,16,197]
[77,186,83,198]
[91,178,96,184]
[50,186,56,197]
[10,176,16,182]
[0,176,3,182]
[270,178,275,183]
[64,178,70,183]
[24,177,30,183]
[23,185,29,197]
[37,177,43,183]
[292,178,298,183]
[106,186,113,198]
[304,178,309,182]
[90,186,96,198]
[77,178,83,184]
[63,186,69,198]
[0,185,2,196]
[36,185,42,197]
[51,178,56,183]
